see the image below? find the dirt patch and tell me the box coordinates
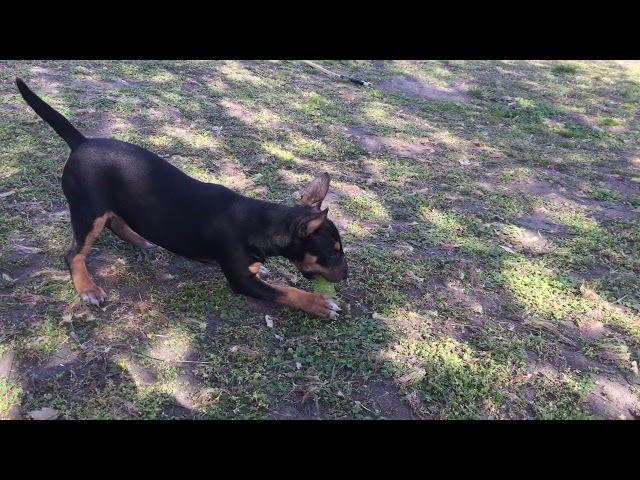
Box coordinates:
[577,321,609,340]
[219,100,255,124]
[0,350,16,379]
[513,180,561,197]
[267,401,319,420]
[268,377,414,420]
[342,126,437,159]
[561,348,608,372]
[215,160,256,191]
[594,206,640,223]
[382,75,471,103]
[512,227,551,254]
[27,66,63,94]
[442,284,496,325]
[361,378,414,419]
[561,113,603,130]
[597,172,640,198]
[361,159,385,184]
[587,374,640,420]
[145,103,184,124]
[314,189,361,231]
[68,77,134,100]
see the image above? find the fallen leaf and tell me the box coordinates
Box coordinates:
[392,244,414,258]
[13,293,45,306]
[599,342,630,362]
[499,245,517,254]
[397,369,426,387]
[1,273,17,285]
[0,190,16,199]
[405,270,424,283]
[265,315,274,328]
[524,319,576,345]
[274,334,285,341]
[228,345,261,357]
[13,245,42,254]
[29,408,59,420]
[405,391,421,411]
[275,268,299,284]
[631,177,640,183]
[183,318,207,330]
[296,362,302,370]
[69,331,88,350]
[459,159,472,166]
[193,388,222,408]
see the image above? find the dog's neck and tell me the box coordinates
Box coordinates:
[240,201,310,261]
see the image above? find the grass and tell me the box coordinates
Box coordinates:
[552,64,579,75]
[1,60,639,420]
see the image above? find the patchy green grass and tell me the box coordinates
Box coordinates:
[1,60,639,420]
[598,117,621,127]
[552,64,579,75]
[0,378,22,418]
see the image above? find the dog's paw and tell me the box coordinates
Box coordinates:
[144,241,157,248]
[258,266,269,276]
[80,285,107,306]
[310,293,341,319]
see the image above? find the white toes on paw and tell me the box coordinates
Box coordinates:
[81,288,107,306]
[258,266,269,276]
[325,299,341,319]
[144,241,157,248]
[81,293,100,306]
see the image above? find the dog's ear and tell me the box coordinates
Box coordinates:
[294,208,329,238]
[299,172,330,209]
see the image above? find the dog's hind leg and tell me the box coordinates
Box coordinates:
[64,211,112,306]
[107,215,155,248]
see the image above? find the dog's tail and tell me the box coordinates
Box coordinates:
[16,78,85,150]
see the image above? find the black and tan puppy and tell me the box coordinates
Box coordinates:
[16,78,347,319]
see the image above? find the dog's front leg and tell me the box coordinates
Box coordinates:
[221,261,341,319]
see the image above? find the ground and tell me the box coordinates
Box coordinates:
[0,60,639,420]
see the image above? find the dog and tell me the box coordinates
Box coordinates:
[16,78,347,319]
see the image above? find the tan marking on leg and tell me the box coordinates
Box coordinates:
[70,213,112,305]
[248,262,262,275]
[109,215,150,248]
[334,241,341,250]
[272,284,340,319]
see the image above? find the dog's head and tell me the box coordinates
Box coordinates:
[288,173,348,283]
